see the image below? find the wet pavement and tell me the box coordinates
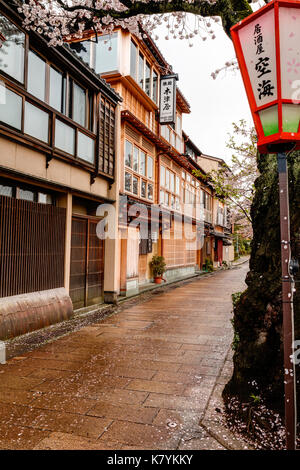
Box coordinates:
[0,264,248,450]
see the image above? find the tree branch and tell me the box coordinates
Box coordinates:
[50,0,253,36]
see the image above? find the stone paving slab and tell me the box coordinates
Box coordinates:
[0,264,249,450]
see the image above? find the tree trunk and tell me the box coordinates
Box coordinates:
[223,152,300,417]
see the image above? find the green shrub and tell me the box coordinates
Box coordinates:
[150,255,166,277]
[203,258,214,272]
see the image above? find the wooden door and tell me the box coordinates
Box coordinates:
[69,217,104,309]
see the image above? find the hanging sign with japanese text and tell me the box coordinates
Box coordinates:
[238,8,277,107]
[159,75,177,125]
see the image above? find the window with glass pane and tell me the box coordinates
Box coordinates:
[38,193,52,204]
[165,170,170,189]
[77,131,95,164]
[160,165,165,186]
[140,152,146,176]
[176,114,182,134]
[94,33,118,74]
[176,176,180,195]
[0,15,25,83]
[138,53,144,90]
[170,173,175,192]
[147,156,153,179]
[19,189,34,201]
[171,131,175,148]
[132,176,138,195]
[0,184,13,197]
[159,190,164,204]
[145,62,151,97]
[130,40,137,80]
[125,140,132,168]
[55,119,75,155]
[73,82,86,127]
[148,183,153,200]
[70,40,91,65]
[125,172,132,192]
[141,180,146,198]
[176,197,180,210]
[0,87,22,130]
[152,70,158,103]
[133,146,139,172]
[166,126,170,142]
[24,102,49,143]
[28,51,46,101]
[49,67,63,112]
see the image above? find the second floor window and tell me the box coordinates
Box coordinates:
[125,139,153,200]
[130,39,159,104]
[0,14,25,84]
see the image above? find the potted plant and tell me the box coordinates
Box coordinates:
[150,255,166,284]
[203,258,214,273]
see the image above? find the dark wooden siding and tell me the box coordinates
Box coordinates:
[99,95,115,177]
[0,196,66,297]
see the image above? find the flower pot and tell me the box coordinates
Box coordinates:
[154,276,163,284]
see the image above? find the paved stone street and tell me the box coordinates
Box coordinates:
[0,264,248,450]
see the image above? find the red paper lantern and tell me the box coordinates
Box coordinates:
[231,0,300,153]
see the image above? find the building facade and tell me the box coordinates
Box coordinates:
[70,27,233,295]
[0,4,234,341]
[0,1,121,340]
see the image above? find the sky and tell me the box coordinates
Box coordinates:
[155,16,254,163]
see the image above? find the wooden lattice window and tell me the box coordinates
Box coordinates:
[99,95,115,177]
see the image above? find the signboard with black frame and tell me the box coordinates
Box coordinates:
[159,74,178,126]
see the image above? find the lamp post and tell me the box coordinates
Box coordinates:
[231,0,299,450]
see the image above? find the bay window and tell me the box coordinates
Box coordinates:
[0,14,25,83]
[130,39,159,104]
[161,112,183,153]
[160,165,180,210]
[0,12,116,178]
[124,139,154,201]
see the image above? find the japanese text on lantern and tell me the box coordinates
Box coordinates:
[254,23,275,101]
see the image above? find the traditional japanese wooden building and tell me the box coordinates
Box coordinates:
[0,1,121,338]
[69,26,227,295]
